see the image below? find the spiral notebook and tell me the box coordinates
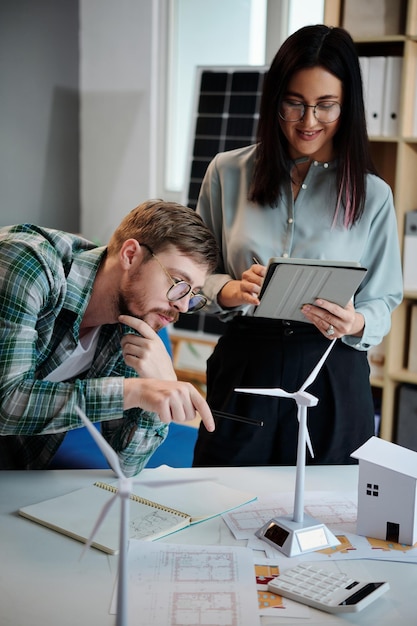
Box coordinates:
[19,478,256,554]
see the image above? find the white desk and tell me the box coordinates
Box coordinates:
[1,466,415,626]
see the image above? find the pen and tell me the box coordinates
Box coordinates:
[211,409,263,427]
[252,256,261,265]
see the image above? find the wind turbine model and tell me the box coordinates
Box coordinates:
[75,406,133,626]
[235,340,340,557]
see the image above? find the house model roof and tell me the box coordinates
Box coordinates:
[351,436,417,480]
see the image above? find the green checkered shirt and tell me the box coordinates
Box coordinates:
[0,224,168,474]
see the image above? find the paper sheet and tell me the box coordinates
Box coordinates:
[223,491,358,540]
[222,491,417,564]
[112,541,260,625]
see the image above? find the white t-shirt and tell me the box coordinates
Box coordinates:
[43,327,101,382]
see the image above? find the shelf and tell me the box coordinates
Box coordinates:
[389,369,417,384]
[370,377,384,389]
[325,0,417,444]
[354,35,407,43]
[169,331,218,395]
[368,136,400,142]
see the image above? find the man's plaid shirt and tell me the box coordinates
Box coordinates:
[0,224,168,474]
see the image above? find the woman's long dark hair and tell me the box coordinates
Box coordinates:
[249,24,377,227]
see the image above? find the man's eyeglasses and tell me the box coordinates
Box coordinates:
[279,100,341,124]
[141,244,207,313]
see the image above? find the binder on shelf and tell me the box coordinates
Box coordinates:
[403,210,417,291]
[396,384,417,453]
[359,57,370,113]
[366,56,386,136]
[408,305,417,374]
[381,56,403,137]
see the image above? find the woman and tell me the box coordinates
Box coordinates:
[192,25,403,467]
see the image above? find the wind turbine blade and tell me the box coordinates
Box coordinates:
[235,387,294,398]
[79,492,119,559]
[75,406,123,477]
[295,410,315,459]
[300,339,337,392]
[306,430,314,458]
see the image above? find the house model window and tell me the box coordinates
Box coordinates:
[366,483,379,497]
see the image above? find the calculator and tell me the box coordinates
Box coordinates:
[267,563,389,614]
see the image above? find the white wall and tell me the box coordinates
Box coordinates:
[80,0,165,244]
[79,0,322,245]
[165,0,266,194]
[0,0,79,232]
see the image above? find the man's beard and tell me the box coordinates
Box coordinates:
[117,290,179,332]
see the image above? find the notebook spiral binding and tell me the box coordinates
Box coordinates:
[93,481,189,519]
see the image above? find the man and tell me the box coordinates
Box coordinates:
[0,199,219,474]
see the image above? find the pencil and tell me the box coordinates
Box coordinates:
[211,410,263,427]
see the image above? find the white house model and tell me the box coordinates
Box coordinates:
[351,436,417,546]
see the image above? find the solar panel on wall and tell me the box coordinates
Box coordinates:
[184,66,268,210]
[177,66,268,335]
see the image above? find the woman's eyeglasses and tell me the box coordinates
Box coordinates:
[142,244,207,313]
[279,100,341,124]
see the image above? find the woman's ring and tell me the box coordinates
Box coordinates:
[326,324,335,336]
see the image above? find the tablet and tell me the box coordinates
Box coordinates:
[254,257,367,322]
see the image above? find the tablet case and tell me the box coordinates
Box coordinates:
[254,257,367,322]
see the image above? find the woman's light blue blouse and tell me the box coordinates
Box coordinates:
[197,144,403,350]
